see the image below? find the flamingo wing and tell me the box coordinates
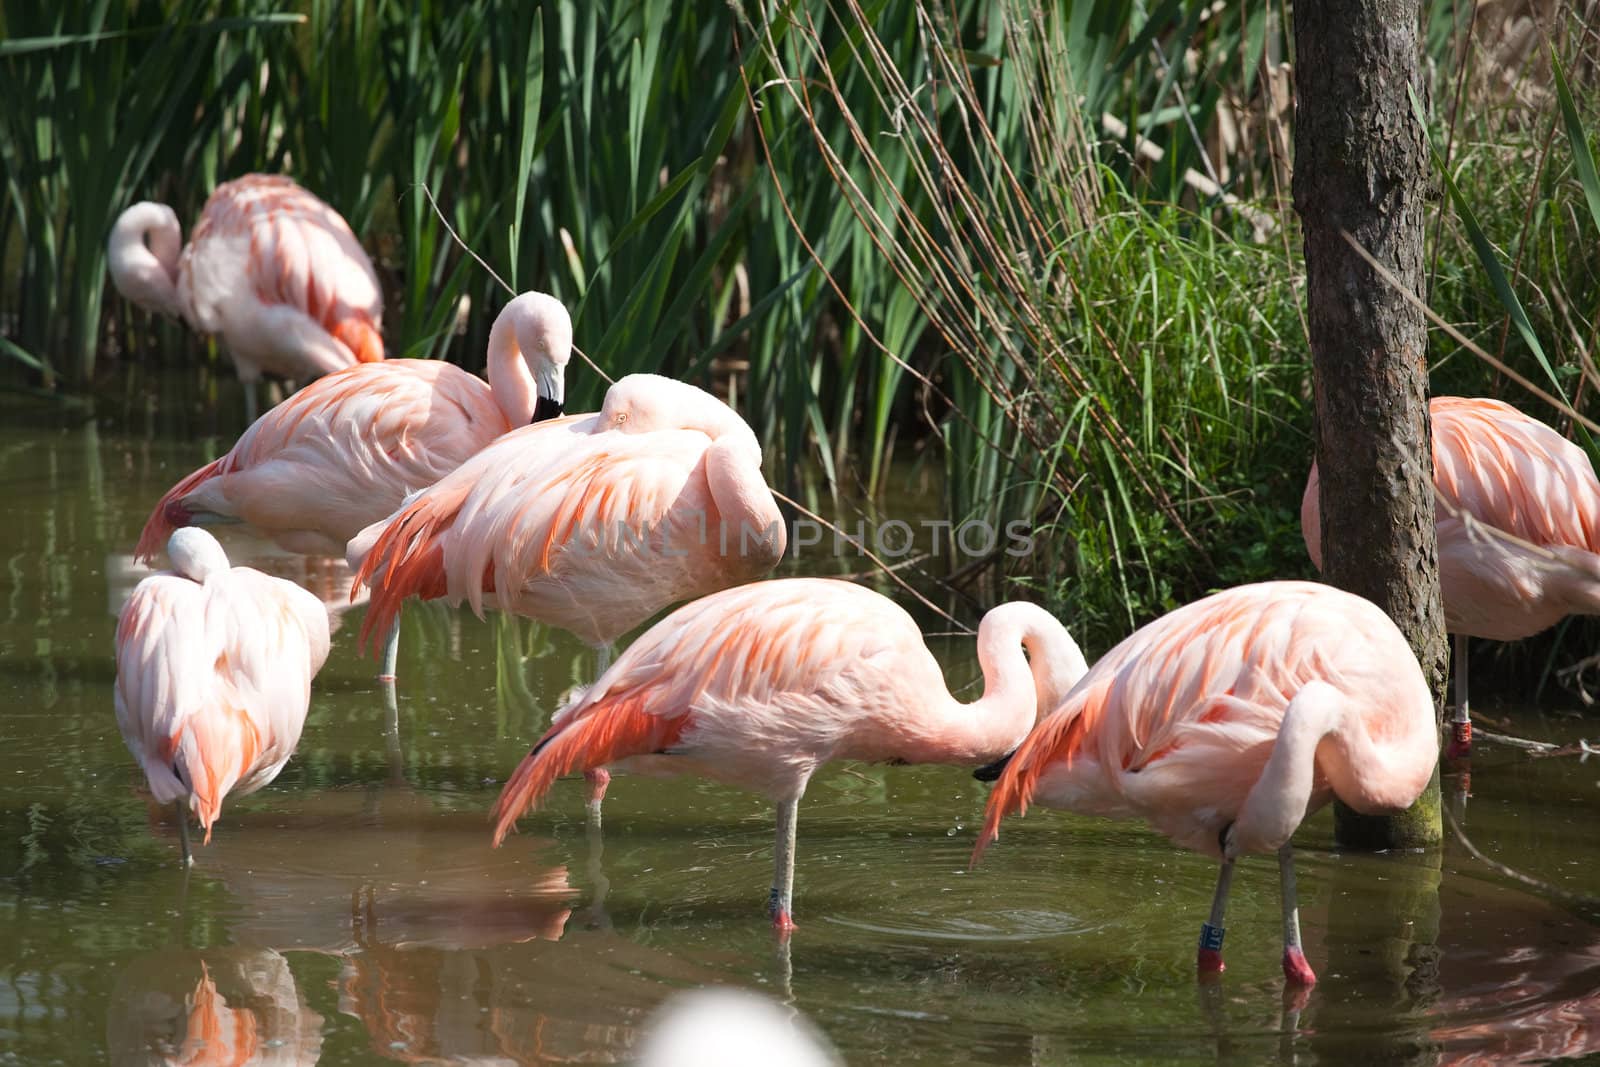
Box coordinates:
[1432,396,1600,552]
[180,175,384,367]
[354,416,723,647]
[136,360,508,561]
[491,578,926,842]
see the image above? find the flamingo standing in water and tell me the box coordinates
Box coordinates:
[132,291,572,678]
[973,580,1436,987]
[489,577,1089,932]
[108,174,385,423]
[114,528,331,864]
[348,374,787,680]
[1302,396,1600,760]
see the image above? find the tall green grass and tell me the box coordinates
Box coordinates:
[740,0,1599,653]
[3,0,1596,657]
[737,0,1313,644]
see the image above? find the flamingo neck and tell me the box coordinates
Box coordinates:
[107,202,183,319]
[952,603,1082,765]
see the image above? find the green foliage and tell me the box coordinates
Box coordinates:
[1018,194,1311,645]
[3,796,166,879]
[739,1,1311,649]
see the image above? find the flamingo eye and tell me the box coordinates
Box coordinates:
[614,412,629,425]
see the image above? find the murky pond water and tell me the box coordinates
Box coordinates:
[1,403,1598,1065]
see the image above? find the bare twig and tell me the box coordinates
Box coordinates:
[1339,230,1600,434]
[411,181,612,386]
[770,487,975,635]
[1444,802,1600,918]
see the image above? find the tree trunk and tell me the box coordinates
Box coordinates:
[1292,0,1447,848]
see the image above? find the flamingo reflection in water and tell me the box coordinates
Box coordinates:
[107,948,323,1066]
[128,781,672,1063]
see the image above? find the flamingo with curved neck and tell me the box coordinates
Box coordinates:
[348,373,790,682]
[107,202,185,318]
[486,577,1088,933]
[134,292,573,681]
[975,580,1437,987]
[108,174,386,422]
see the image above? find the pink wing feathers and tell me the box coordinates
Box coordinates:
[352,417,748,649]
[180,174,384,367]
[1430,396,1600,552]
[135,360,509,561]
[1303,396,1600,567]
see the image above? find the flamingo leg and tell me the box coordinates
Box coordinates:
[1277,844,1316,985]
[769,797,799,935]
[1197,857,1234,974]
[585,808,613,932]
[594,642,614,677]
[381,680,404,783]
[176,803,194,868]
[1446,633,1472,763]
[243,381,259,426]
[378,617,400,682]
[583,767,611,826]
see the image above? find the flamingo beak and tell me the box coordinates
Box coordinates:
[532,362,565,423]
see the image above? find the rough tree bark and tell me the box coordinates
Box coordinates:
[1292,0,1447,848]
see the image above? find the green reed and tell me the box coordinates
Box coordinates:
[2,0,1595,659]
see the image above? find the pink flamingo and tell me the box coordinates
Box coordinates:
[108,173,385,423]
[488,577,1090,932]
[1302,396,1600,760]
[132,291,571,677]
[115,528,332,864]
[348,373,787,678]
[973,580,1437,987]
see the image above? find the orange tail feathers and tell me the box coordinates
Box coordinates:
[352,491,462,655]
[970,708,1090,868]
[179,705,262,845]
[490,697,687,847]
[135,457,229,563]
[333,316,385,364]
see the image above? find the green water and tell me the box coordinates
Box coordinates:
[2,403,1598,1065]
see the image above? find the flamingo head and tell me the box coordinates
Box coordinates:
[601,374,763,463]
[506,291,571,420]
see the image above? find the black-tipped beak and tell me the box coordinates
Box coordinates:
[973,751,1015,782]
[531,395,564,423]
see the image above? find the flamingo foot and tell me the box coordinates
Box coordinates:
[767,887,797,936]
[584,767,611,806]
[1282,946,1317,986]
[1197,922,1226,974]
[1283,982,1313,1015]
[1444,721,1472,765]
